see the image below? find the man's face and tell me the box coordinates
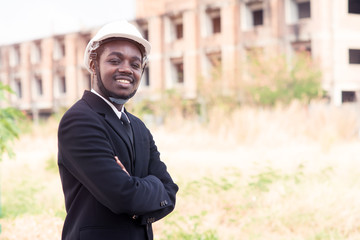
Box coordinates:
[95,39,143,101]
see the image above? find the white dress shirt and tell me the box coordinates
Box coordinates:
[90,89,130,123]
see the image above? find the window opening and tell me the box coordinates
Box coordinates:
[253,9,264,26]
[349,0,360,14]
[349,49,360,64]
[171,58,184,84]
[170,15,183,40]
[144,68,150,86]
[297,1,311,19]
[35,75,43,96]
[212,16,221,33]
[54,38,65,60]
[10,45,21,67]
[175,23,183,39]
[342,91,356,103]
[175,62,184,83]
[31,41,42,64]
[15,78,22,98]
[206,8,221,34]
[60,76,66,93]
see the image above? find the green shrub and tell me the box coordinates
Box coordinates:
[0,82,24,161]
[45,155,59,173]
[244,53,323,106]
[162,213,219,240]
[2,178,44,218]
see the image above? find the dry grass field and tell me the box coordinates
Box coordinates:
[1,102,360,240]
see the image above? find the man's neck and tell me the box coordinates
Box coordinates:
[91,89,124,112]
[110,100,123,112]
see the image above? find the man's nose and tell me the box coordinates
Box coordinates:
[118,62,133,74]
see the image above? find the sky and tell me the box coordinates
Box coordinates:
[0,0,136,45]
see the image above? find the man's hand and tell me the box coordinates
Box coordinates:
[114,156,130,176]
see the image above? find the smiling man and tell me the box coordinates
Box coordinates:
[57,21,178,240]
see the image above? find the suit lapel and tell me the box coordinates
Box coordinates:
[82,91,134,160]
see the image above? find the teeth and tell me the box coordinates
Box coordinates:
[116,79,130,83]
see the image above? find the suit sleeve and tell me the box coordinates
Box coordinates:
[136,127,179,225]
[58,106,177,217]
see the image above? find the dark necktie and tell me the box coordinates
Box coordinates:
[121,112,133,145]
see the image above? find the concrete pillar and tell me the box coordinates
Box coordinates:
[20,42,31,111]
[183,9,198,98]
[65,34,78,105]
[221,2,237,92]
[42,38,54,111]
[148,16,164,98]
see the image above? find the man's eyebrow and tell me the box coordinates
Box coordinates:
[107,52,142,62]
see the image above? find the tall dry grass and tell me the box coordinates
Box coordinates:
[0,102,360,239]
[153,102,360,240]
[164,101,360,148]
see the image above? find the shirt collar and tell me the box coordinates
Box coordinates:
[91,89,128,121]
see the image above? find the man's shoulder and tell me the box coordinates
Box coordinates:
[63,98,91,116]
[59,92,99,124]
[62,91,102,115]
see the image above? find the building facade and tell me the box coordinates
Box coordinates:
[1,0,360,119]
[136,0,360,105]
[0,32,92,119]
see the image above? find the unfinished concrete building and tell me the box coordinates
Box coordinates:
[136,0,360,105]
[1,0,360,118]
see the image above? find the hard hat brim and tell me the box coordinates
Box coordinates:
[96,33,151,56]
[84,21,151,73]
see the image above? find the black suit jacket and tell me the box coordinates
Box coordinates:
[58,91,178,240]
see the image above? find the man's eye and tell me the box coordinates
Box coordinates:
[132,63,140,69]
[109,59,120,64]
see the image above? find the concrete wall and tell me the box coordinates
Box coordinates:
[1,0,360,116]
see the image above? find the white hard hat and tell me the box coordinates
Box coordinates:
[84,20,151,73]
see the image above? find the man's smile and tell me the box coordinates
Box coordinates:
[116,79,132,84]
[114,75,134,84]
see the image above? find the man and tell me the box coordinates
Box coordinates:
[58,21,178,240]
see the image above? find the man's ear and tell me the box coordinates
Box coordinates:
[90,61,96,73]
